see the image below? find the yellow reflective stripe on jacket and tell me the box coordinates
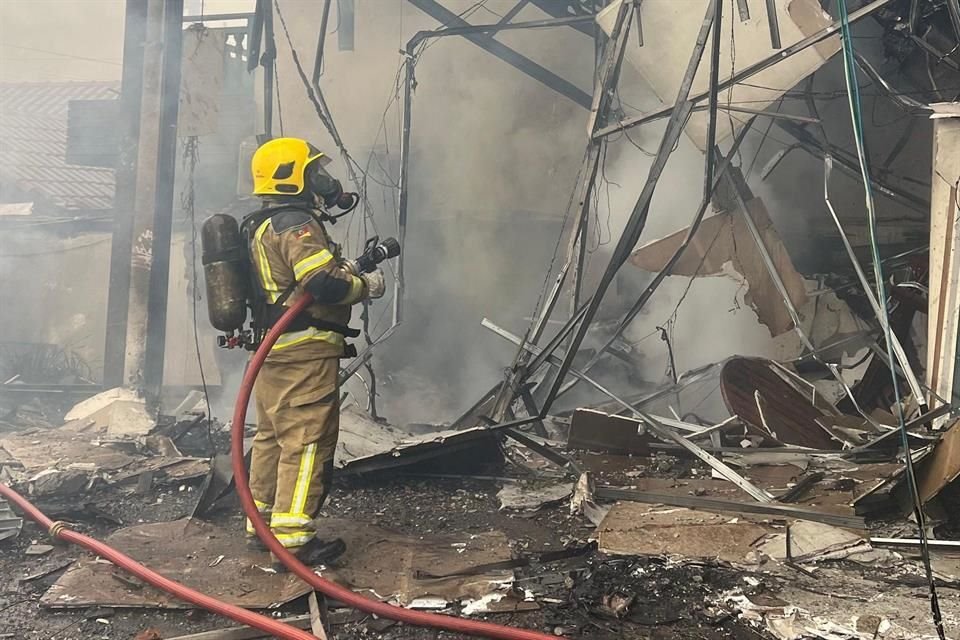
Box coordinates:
[292,250,334,280]
[253,219,282,303]
[271,328,344,352]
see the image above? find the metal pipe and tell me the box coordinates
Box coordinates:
[261,0,275,137]
[946,0,960,46]
[594,0,896,139]
[703,0,724,196]
[853,52,930,113]
[554,118,756,401]
[540,0,717,414]
[311,0,333,85]
[406,14,596,51]
[737,0,751,22]
[395,41,416,327]
[823,156,927,411]
[765,0,781,49]
[708,104,820,123]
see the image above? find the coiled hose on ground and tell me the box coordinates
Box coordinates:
[232,293,565,640]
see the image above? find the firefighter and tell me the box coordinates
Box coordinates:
[242,138,384,569]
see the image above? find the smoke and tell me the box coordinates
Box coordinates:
[0,0,931,427]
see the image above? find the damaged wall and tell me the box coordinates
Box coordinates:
[270,0,595,423]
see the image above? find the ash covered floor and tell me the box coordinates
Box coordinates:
[3,408,959,640]
[0,471,773,640]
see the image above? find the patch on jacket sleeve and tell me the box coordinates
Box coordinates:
[271,209,313,233]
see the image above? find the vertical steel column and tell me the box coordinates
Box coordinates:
[121,0,183,396]
[142,0,185,399]
[103,0,148,387]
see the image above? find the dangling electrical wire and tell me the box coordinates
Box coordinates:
[835,3,945,638]
[181,135,214,452]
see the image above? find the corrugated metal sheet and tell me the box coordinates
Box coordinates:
[0,81,118,211]
[0,496,22,542]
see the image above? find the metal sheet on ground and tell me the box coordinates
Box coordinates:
[597,502,769,563]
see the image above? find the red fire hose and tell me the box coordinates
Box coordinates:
[0,483,317,640]
[233,294,565,640]
[0,295,563,640]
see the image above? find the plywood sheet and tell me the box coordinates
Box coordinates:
[42,518,310,609]
[597,503,769,563]
[567,409,652,454]
[43,517,514,610]
[917,418,960,503]
[0,431,136,473]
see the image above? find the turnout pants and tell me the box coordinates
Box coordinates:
[248,357,339,548]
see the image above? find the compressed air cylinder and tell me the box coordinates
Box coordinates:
[201,214,249,333]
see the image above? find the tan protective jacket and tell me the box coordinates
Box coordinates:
[248,205,367,362]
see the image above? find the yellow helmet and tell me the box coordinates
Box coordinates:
[251,137,326,196]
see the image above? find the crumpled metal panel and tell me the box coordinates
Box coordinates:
[0,496,22,542]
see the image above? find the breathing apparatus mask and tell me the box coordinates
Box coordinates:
[306,162,359,222]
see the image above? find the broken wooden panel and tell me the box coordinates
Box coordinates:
[629,199,807,336]
[567,408,652,454]
[0,431,137,473]
[926,106,960,424]
[312,519,514,606]
[720,357,842,450]
[498,480,574,511]
[600,0,839,149]
[916,418,960,503]
[42,518,312,609]
[336,405,500,474]
[757,521,862,560]
[596,503,769,563]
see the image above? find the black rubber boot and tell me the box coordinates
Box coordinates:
[271,537,346,572]
[245,535,269,552]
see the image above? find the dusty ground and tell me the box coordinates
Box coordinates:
[0,457,774,640]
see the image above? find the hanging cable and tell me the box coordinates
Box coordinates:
[181,135,214,451]
[835,3,945,638]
